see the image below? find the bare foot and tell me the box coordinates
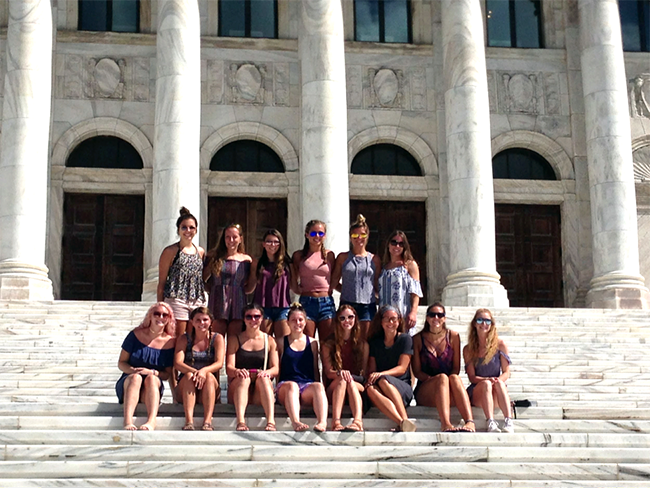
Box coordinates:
[292,421,309,432]
[139,422,155,431]
[124,423,137,431]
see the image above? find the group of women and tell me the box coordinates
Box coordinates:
[116,208,514,433]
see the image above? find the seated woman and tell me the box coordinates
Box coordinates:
[365,306,416,432]
[116,303,176,431]
[413,303,475,432]
[463,308,514,433]
[226,303,279,431]
[174,307,225,431]
[276,303,328,432]
[321,304,369,432]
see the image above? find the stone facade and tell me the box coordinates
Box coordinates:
[0,0,648,309]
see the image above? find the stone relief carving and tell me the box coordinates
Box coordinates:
[368,67,404,109]
[629,74,650,118]
[274,63,290,107]
[502,73,539,114]
[346,65,363,109]
[492,70,569,116]
[410,67,426,111]
[206,60,224,104]
[228,63,268,105]
[90,58,125,99]
[633,145,650,182]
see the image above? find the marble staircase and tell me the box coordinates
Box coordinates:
[1,300,650,487]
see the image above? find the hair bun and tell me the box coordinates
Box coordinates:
[179,207,191,216]
[289,302,304,310]
[357,214,366,225]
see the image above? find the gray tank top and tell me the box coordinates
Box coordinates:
[340,252,376,304]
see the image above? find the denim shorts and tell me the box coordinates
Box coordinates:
[299,295,336,322]
[263,306,289,322]
[340,301,377,322]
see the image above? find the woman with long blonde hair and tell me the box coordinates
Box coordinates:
[463,309,514,433]
[321,304,369,431]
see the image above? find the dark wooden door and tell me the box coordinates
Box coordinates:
[350,200,427,302]
[207,197,288,255]
[495,204,563,307]
[61,193,144,301]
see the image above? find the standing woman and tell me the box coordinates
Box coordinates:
[276,303,328,432]
[366,306,416,432]
[174,307,225,431]
[254,229,294,339]
[116,303,176,431]
[463,309,514,433]
[291,220,336,340]
[413,303,475,432]
[329,215,381,339]
[321,304,369,432]
[157,207,206,336]
[204,224,257,337]
[378,231,423,334]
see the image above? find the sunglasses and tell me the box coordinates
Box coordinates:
[309,231,325,237]
[338,314,355,322]
[351,233,368,239]
[264,240,280,245]
[245,314,263,321]
[153,311,169,318]
[476,318,492,325]
[390,240,404,247]
[427,312,445,319]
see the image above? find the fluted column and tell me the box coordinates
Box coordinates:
[142,0,201,299]
[440,0,508,307]
[0,0,53,300]
[579,0,649,308]
[299,0,349,253]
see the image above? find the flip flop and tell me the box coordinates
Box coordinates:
[443,427,459,433]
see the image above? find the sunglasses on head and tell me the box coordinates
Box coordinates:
[390,240,404,247]
[153,311,169,318]
[309,231,325,237]
[338,314,355,322]
[427,312,445,319]
[476,318,492,325]
[245,313,263,321]
[351,233,368,239]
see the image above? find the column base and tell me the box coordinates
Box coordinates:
[141,267,158,302]
[442,270,509,308]
[586,273,650,309]
[0,261,53,300]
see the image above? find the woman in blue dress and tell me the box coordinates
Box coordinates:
[116,303,176,431]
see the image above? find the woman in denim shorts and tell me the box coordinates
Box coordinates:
[291,220,336,340]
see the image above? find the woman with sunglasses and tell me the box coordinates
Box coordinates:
[330,215,381,340]
[157,207,205,336]
[291,220,336,340]
[174,307,225,431]
[276,303,328,432]
[204,224,257,337]
[366,305,416,432]
[413,303,475,432]
[463,309,514,433]
[378,230,423,334]
[227,303,279,431]
[254,229,294,340]
[116,303,176,431]
[321,304,369,431]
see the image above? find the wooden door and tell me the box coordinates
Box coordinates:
[350,200,427,302]
[61,194,144,301]
[207,197,288,255]
[495,204,563,307]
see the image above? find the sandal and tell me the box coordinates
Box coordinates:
[331,419,345,432]
[265,422,276,431]
[236,422,249,432]
[201,422,213,431]
[292,421,309,432]
[183,422,195,431]
[313,423,326,433]
[343,419,364,432]
[458,419,476,433]
[443,427,459,433]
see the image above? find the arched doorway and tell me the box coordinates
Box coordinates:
[62,136,145,301]
[493,148,563,307]
[351,143,427,299]
[208,140,287,253]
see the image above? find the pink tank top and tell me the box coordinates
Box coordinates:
[299,251,331,293]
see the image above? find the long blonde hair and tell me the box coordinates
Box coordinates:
[205,223,245,276]
[138,302,176,337]
[466,308,498,366]
[327,304,364,372]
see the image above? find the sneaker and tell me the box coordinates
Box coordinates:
[502,417,515,433]
[487,418,501,433]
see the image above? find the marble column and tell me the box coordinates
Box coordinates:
[579,0,649,309]
[299,0,349,253]
[0,0,53,300]
[142,0,201,299]
[440,0,508,307]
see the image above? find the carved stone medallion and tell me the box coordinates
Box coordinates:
[93,58,122,98]
[374,69,399,106]
[235,64,262,101]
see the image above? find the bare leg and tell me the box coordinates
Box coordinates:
[359,320,370,341]
[122,374,143,429]
[201,373,218,426]
[347,381,365,428]
[366,378,408,426]
[176,320,188,337]
[274,319,290,340]
[254,376,276,428]
[449,374,474,430]
[472,380,495,420]
[179,374,197,426]
[492,380,513,418]
[304,319,316,338]
[278,382,308,431]
[227,320,244,338]
[230,376,251,427]
[302,383,328,431]
[139,375,162,431]
[317,318,333,342]
[328,378,347,430]
[212,319,228,337]
[378,378,409,422]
